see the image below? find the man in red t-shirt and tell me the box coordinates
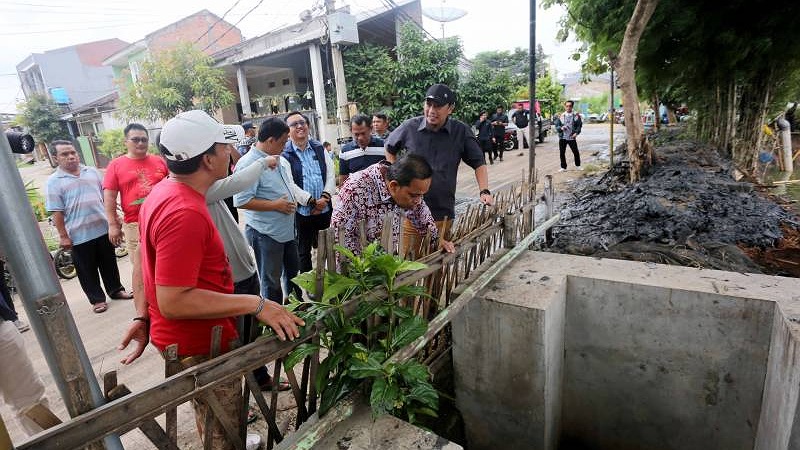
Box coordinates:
[118,110,304,448]
[102,123,168,306]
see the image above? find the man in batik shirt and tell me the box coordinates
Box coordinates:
[330,155,455,256]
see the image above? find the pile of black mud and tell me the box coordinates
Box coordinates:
[548,132,798,274]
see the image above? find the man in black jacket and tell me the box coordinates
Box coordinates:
[553,100,583,171]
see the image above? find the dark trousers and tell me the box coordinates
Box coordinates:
[479,139,493,164]
[296,211,331,274]
[245,226,300,301]
[70,234,124,304]
[559,138,581,169]
[233,273,271,386]
[493,134,505,160]
[0,260,17,321]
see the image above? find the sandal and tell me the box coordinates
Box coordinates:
[93,302,108,313]
[259,377,291,392]
[109,289,134,300]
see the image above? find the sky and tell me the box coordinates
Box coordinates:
[0,0,582,114]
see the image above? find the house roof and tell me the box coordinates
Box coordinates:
[212,0,418,67]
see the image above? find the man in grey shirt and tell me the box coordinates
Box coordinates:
[385,83,493,255]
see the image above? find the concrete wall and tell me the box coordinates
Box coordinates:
[452,266,566,450]
[561,279,773,450]
[452,252,800,450]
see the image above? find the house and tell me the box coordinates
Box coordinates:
[69,10,245,137]
[103,9,243,90]
[212,0,422,144]
[16,38,129,111]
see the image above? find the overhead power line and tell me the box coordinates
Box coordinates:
[194,0,244,44]
[0,22,148,35]
[202,0,266,52]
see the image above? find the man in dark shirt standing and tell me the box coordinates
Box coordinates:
[474,111,494,164]
[511,102,530,149]
[338,114,385,184]
[490,105,509,161]
[385,83,493,256]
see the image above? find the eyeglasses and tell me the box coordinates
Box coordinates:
[288,120,307,128]
[128,137,148,144]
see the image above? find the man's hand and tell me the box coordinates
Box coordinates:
[263,155,279,170]
[59,236,73,250]
[109,224,124,247]
[118,320,149,365]
[274,196,297,215]
[440,240,456,253]
[312,197,329,214]
[256,300,305,341]
[570,133,577,139]
[480,192,494,206]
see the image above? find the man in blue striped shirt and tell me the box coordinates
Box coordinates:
[281,112,335,274]
[45,140,131,313]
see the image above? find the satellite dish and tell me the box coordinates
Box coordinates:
[421,3,467,38]
[421,6,467,23]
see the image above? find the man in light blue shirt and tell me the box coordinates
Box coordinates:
[235,118,312,301]
[45,140,131,313]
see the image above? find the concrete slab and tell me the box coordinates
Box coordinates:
[452,251,800,450]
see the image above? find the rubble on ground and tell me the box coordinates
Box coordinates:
[548,130,800,275]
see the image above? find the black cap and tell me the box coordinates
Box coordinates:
[425,84,456,106]
[242,121,254,130]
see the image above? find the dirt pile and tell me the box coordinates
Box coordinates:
[549,133,799,274]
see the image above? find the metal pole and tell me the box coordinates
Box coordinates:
[0,129,122,450]
[610,67,615,167]
[528,0,537,184]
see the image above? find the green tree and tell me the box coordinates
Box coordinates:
[16,94,69,146]
[473,46,549,87]
[546,0,800,177]
[457,64,515,124]
[393,22,462,122]
[118,42,235,121]
[517,73,565,117]
[343,43,398,113]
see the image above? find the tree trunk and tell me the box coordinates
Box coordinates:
[733,67,773,174]
[616,0,660,182]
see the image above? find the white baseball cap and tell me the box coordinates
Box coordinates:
[159,110,241,161]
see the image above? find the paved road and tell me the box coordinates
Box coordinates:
[455,123,627,198]
[3,123,626,447]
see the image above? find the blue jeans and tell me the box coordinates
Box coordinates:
[245,226,300,302]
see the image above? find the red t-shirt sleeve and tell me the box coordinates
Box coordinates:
[102,159,119,191]
[153,208,212,288]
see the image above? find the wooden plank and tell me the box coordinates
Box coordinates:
[106,384,179,450]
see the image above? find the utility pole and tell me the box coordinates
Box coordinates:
[528,0,537,184]
[325,0,352,141]
[0,129,122,450]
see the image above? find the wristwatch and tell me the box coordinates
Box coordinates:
[307,197,317,208]
[480,189,491,196]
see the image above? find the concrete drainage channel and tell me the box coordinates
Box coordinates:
[278,251,800,449]
[453,251,800,450]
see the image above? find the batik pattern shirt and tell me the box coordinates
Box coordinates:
[331,162,439,254]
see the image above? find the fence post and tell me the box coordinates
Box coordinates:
[544,174,554,246]
[503,211,516,249]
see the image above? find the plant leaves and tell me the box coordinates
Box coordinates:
[397,360,430,384]
[407,382,439,410]
[396,260,428,273]
[319,376,351,417]
[284,343,320,370]
[370,376,400,416]
[391,315,428,350]
[348,356,384,379]
[292,271,318,294]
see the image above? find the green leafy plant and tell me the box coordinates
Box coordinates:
[97,129,126,158]
[285,243,438,424]
[25,180,49,222]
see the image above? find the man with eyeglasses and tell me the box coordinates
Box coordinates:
[281,112,335,275]
[103,123,168,306]
[385,84,493,257]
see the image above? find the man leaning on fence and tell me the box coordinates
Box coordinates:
[118,110,303,449]
[331,154,455,256]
